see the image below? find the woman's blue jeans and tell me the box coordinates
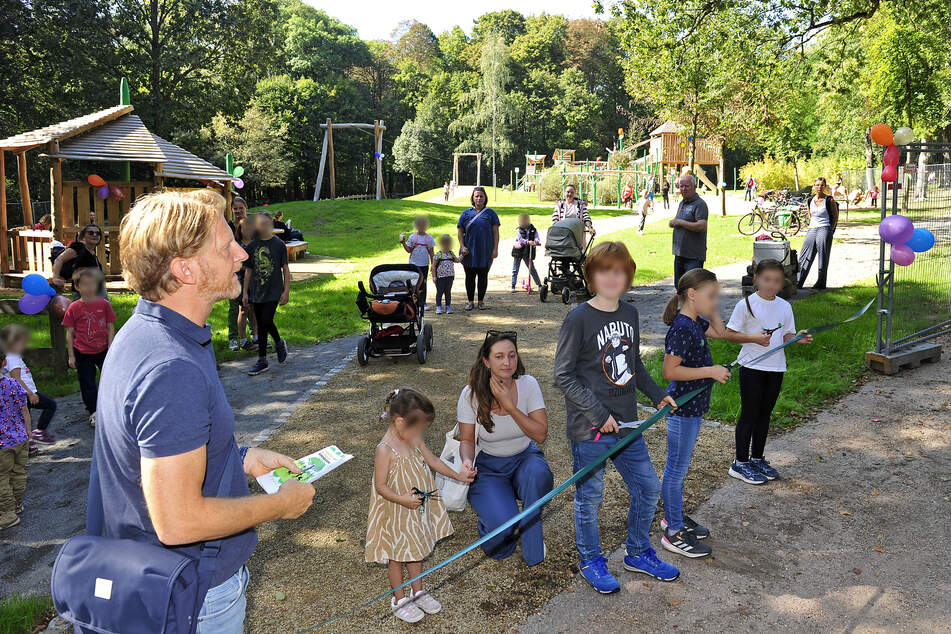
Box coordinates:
[661,415,704,533]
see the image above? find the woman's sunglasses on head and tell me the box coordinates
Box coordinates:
[484,330,517,344]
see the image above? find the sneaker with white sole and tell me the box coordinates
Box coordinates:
[662,527,712,558]
[661,515,710,539]
[445,306,454,314]
[434,306,443,314]
[228,338,239,351]
[579,555,620,594]
[88,412,97,427]
[411,590,442,614]
[623,546,680,581]
[750,457,779,480]
[729,460,768,484]
[391,595,425,623]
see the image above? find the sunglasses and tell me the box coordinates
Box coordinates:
[484,330,517,344]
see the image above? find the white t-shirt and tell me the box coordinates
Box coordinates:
[406,233,435,268]
[4,353,36,393]
[727,293,796,372]
[457,374,545,458]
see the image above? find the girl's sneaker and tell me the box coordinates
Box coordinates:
[623,547,680,581]
[391,595,424,623]
[411,590,442,614]
[750,457,779,480]
[241,338,255,351]
[31,429,55,444]
[579,555,620,594]
[88,412,97,427]
[248,358,269,376]
[445,306,453,314]
[276,339,288,364]
[434,306,443,314]
[729,460,768,484]
[228,338,239,351]
[660,515,709,539]
[662,528,712,558]
[29,445,39,457]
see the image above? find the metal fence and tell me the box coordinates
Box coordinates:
[875,151,951,354]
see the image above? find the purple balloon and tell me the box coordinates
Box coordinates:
[233,178,244,189]
[879,214,914,245]
[890,244,915,266]
[18,292,50,315]
[96,185,110,200]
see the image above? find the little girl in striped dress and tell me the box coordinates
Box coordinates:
[366,387,477,623]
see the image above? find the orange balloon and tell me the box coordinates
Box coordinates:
[870,124,894,146]
[87,174,106,187]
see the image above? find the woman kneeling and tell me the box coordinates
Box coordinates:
[457,331,554,566]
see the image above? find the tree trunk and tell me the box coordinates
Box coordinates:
[149,0,163,135]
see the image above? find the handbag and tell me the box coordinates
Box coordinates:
[51,446,239,633]
[436,423,480,512]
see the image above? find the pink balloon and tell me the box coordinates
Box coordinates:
[890,244,915,266]
[96,185,110,200]
[233,178,244,189]
[881,164,898,183]
[883,144,900,166]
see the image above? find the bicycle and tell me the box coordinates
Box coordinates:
[738,199,802,236]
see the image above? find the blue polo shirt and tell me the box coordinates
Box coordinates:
[664,313,714,417]
[93,299,256,586]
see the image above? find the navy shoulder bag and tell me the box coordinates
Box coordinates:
[51,446,239,634]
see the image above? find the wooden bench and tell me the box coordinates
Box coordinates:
[285,240,308,262]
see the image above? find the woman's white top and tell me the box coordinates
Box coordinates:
[727,293,796,372]
[457,374,545,457]
[809,197,831,228]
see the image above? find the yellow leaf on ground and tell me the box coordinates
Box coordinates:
[874,545,885,553]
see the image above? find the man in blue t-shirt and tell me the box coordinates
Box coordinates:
[94,190,315,631]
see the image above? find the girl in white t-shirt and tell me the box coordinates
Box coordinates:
[456,331,553,566]
[0,324,57,445]
[725,260,812,484]
[400,215,435,309]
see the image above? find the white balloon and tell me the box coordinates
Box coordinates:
[893,127,915,145]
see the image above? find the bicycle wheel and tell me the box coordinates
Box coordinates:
[738,212,763,236]
[786,211,802,236]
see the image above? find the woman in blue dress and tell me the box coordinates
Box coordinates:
[456,186,500,310]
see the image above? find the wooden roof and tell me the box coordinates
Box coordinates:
[151,134,236,182]
[42,114,165,162]
[0,105,133,152]
[650,120,683,136]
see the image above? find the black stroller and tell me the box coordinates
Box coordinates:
[540,217,592,304]
[356,264,433,365]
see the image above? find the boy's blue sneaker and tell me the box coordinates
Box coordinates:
[623,547,680,581]
[248,358,269,376]
[276,339,288,363]
[750,457,779,480]
[579,555,620,594]
[729,460,768,484]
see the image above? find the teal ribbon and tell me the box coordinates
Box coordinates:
[298,298,875,632]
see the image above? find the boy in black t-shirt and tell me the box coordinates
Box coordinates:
[242,212,290,375]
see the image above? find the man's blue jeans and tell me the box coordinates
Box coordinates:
[673,256,704,288]
[196,565,248,634]
[571,434,660,562]
[662,415,704,533]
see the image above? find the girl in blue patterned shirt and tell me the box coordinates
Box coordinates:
[659,268,730,559]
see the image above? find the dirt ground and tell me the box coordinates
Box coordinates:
[245,286,735,634]
[519,337,951,634]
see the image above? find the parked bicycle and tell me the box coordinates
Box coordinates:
[738,197,803,236]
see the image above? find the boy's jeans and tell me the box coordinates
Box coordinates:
[662,415,704,533]
[196,565,249,634]
[571,434,660,562]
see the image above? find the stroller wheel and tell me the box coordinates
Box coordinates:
[423,323,434,351]
[561,287,571,304]
[416,331,428,364]
[357,337,370,366]
[539,285,548,302]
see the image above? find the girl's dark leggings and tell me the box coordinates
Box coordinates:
[252,301,281,358]
[736,366,784,461]
[434,276,454,307]
[464,266,490,302]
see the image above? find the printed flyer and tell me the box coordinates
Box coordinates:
[255,445,354,494]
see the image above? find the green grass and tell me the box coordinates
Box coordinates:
[405,185,544,206]
[0,199,630,396]
[598,213,805,284]
[640,277,938,429]
[0,594,53,634]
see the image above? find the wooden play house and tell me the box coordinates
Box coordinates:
[648,120,721,168]
[0,105,238,286]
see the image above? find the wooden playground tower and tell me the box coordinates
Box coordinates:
[313,119,386,201]
[642,120,723,191]
[0,80,237,286]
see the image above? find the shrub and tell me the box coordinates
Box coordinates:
[740,156,866,190]
[539,166,576,201]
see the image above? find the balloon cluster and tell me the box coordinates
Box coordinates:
[870,124,914,183]
[373,151,385,160]
[87,175,125,201]
[230,165,245,190]
[879,215,935,266]
[18,273,57,314]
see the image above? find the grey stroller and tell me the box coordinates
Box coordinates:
[540,217,592,304]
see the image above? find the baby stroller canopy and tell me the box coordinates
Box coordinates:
[369,263,423,295]
[545,218,585,259]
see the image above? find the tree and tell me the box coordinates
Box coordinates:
[472,10,526,44]
[208,102,291,197]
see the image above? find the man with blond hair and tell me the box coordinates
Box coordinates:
[91,190,314,632]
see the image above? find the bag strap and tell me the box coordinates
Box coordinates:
[465,209,487,232]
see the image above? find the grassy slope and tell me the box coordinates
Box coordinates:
[405,186,544,205]
[0,594,53,634]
